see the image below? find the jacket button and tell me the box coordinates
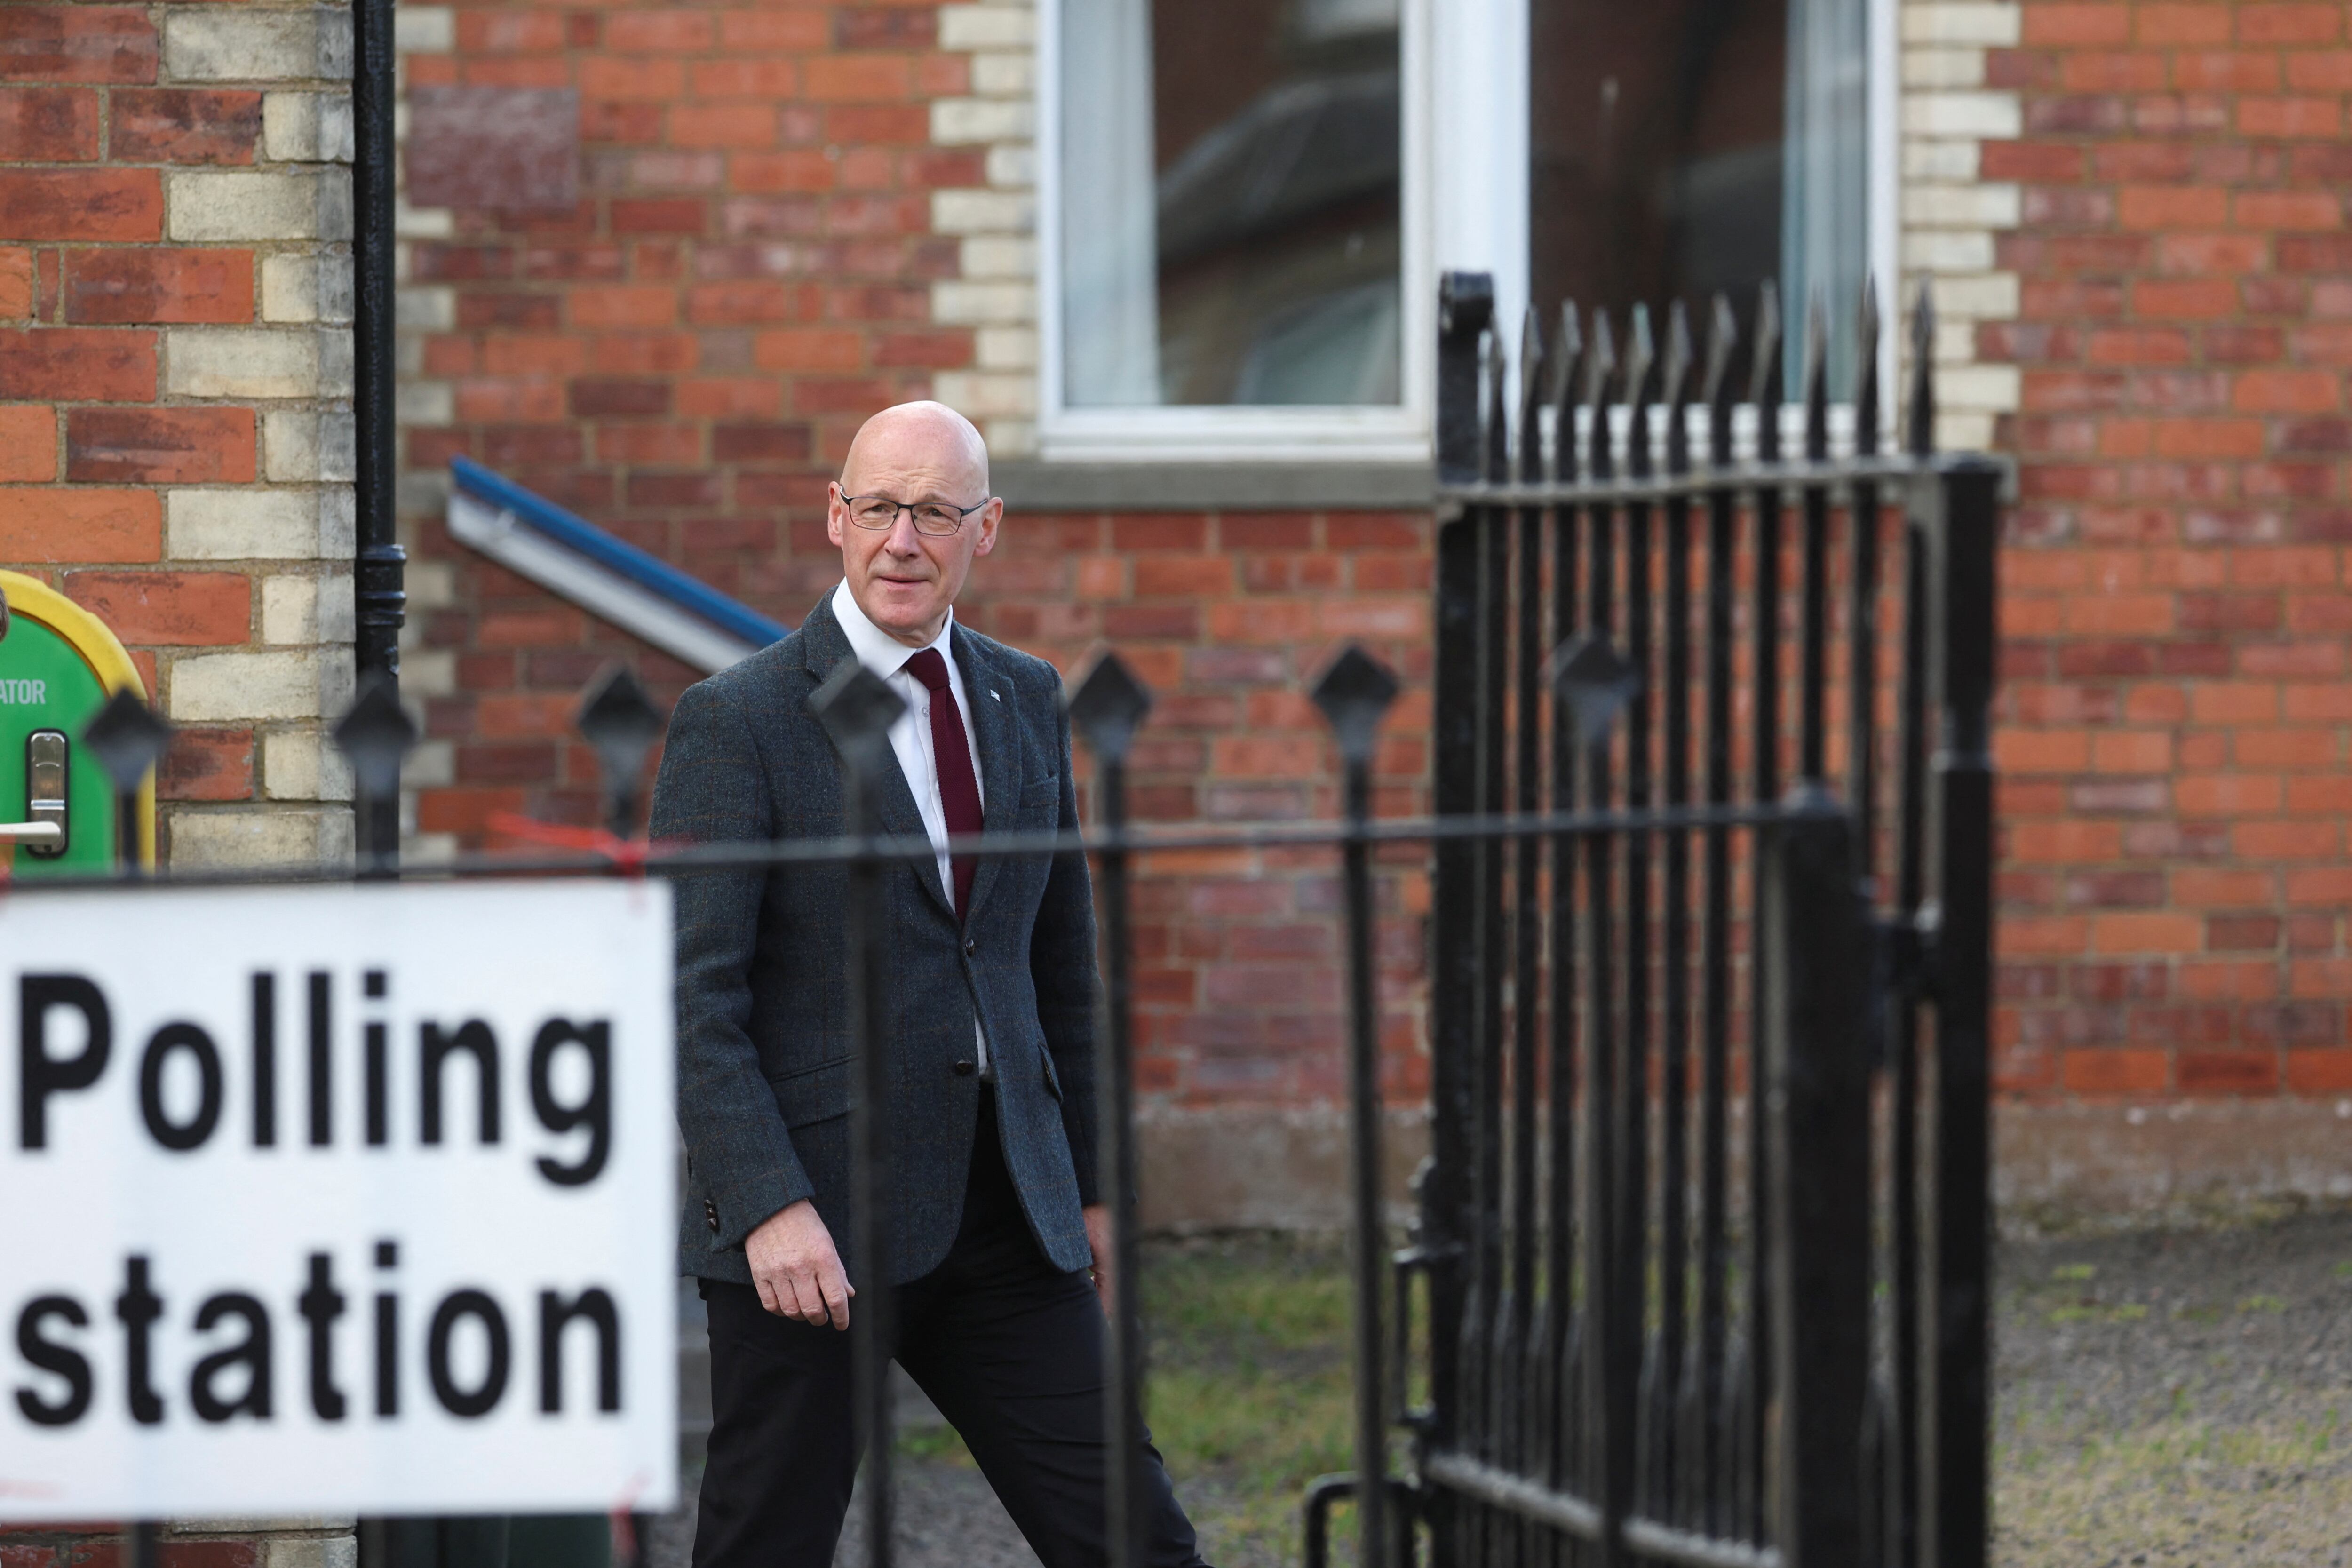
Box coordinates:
[704,1198,720,1234]
[963,937,977,956]
[953,1059,976,1077]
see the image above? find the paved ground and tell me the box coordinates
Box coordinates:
[652,1213,2352,1568]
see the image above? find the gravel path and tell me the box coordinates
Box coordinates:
[1996,1210,2352,1567]
[653,1213,2352,1567]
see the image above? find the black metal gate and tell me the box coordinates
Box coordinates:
[1357,271,1999,1568]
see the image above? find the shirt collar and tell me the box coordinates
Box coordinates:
[830,579,954,683]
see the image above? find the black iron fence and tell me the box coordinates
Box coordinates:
[17,271,1995,1568]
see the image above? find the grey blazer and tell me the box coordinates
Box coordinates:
[651,592,1101,1287]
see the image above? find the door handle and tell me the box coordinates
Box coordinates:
[5,729,68,856]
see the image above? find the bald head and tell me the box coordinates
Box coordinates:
[827,400,1002,648]
[840,400,990,498]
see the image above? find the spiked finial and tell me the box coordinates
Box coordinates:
[1703,294,1739,468]
[1855,279,1883,458]
[1623,304,1657,479]
[1907,282,1936,459]
[1550,302,1586,480]
[1583,310,1618,476]
[1546,637,1641,748]
[1663,300,1694,477]
[809,661,906,778]
[1751,282,1783,462]
[1311,645,1401,768]
[84,687,174,793]
[331,671,418,806]
[1803,288,1831,462]
[576,665,665,826]
[1518,304,1548,481]
[1067,651,1153,766]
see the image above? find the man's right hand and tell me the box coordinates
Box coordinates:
[747,1200,855,1329]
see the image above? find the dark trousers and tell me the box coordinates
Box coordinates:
[692,1090,1209,1568]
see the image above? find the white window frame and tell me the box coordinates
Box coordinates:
[1034,0,1891,465]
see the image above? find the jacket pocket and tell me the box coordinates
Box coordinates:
[768,1056,851,1129]
[1040,1050,1064,1102]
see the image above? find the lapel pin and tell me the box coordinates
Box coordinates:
[991,689,1001,701]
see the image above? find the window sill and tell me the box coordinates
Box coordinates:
[992,460,1436,513]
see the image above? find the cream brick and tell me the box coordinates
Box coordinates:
[168,169,351,242]
[977,326,1037,371]
[169,806,353,871]
[263,92,353,163]
[1903,90,2021,139]
[986,143,1035,189]
[167,488,350,560]
[261,253,354,323]
[1903,48,1985,88]
[398,381,455,427]
[932,280,1034,325]
[1901,2,2021,46]
[959,236,1034,279]
[938,5,1034,48]
[392,6,454,53]
[262,409,356,482]
[1938,363,2021,411]
[970,50,1033,96]
[933,189,1032,235]
[1903,138,1980,181]
[1927,272,2021,319]
[1902,230,1996,271]
[171,650,334,723]
[1936,410,1998,451]
[1934,320,1979,362]
[396,198,454,239]
[167,327,349,399]
[932,370,1035,418]
[261,572,353,644]
[404,739,456,789]
[401,648,457,698]
[261,730,354,803]
[163,10,351,83]
[1904,182,2020,227]
[395,286,455,332]
[404,558,456,612]
[932,98,1030,144]
[983,418,1036,458]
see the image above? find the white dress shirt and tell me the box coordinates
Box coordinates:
[830,579,992,1075]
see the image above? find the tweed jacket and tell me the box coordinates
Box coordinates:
[651,591,1101,1287]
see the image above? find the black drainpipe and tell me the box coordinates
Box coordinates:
[351,0,403,865]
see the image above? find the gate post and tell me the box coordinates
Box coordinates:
[1915,455,2001,1568]
[1760,790,1871,1568]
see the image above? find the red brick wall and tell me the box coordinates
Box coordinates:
[1986,0,2352,1102]
[2,0,358,868]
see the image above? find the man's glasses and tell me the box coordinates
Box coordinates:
[839,493,990,537]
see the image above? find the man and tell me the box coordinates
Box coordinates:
[651,401,1210,1568]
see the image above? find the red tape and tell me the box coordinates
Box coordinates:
[486,811,664,876]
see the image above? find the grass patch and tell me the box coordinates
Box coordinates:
[1144,1237,1362,1568]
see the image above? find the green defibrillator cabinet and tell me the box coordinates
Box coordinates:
[0,570,157,876]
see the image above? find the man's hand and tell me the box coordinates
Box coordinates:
[747,1200,855,1329]
[1082,1203,1114,1317]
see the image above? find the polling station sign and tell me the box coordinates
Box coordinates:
[0,879,676,1520]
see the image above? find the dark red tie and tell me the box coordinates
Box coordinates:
[901,647,983,920]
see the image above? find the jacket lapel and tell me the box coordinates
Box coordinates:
[953,622,1021,927]
[798,594,958,922]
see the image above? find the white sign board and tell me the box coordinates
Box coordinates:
[0,880,676,1520]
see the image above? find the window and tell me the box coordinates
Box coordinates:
[1042,0,1444,462]
[1530,0,1885,398]
[1039,0,1884,466]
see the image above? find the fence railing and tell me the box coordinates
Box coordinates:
[13,270,1994,1568]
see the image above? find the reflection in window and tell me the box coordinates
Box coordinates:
[1062,0,1402,409]
[1530,0,1868,396]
